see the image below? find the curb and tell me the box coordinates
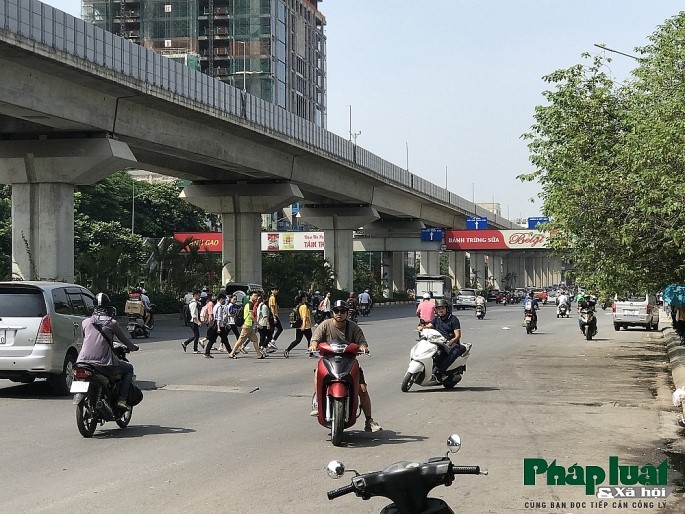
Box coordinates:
[662,326,685,425]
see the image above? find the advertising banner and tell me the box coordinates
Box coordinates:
[444,229,550,251]
[173,232,326,253]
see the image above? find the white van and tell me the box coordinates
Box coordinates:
[612,293,659,331]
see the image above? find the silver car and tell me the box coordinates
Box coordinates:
[454,288,477,310]
[612,293,659,331]
[0,281,95,394]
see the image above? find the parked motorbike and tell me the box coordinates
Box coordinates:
[313,338,365,446]
[401,328,472,392]
[523,308,537,334]
[475,304,485,320]
[556,302,570,318]
[579,308,597,340]
[325,434,487,514]
[70,342,142,438]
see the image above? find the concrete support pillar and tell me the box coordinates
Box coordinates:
[419,251,440,275]
[0,139,138,281]
[12,183,74,281]
[298,206,379,292]
[379,251,404,299]
[448,251,466,290]
[524,255,534,288]
[181,183,304,285]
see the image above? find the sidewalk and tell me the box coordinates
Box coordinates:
[661,325,685,426]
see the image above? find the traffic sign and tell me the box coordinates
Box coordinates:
[421,228,443,242]
[466,217,488,230]
[527,216,549,229]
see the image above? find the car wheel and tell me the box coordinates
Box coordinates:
[49,352,76,396]
[613,323,620,331]
[645,323,651,331]
[653,323,659,330]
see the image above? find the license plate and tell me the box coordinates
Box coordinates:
[70,381,90,393]
[127,325,135,330]
[623,310,639,317]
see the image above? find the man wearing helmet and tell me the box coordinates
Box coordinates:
[77,293,139,409]
[308,300,382,432]
[418,298,463,383]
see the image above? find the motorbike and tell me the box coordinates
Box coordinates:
[125,299,154,338]
[348,306,359,323]
[579,308,597,340]
[523,308,537,334]
[556,302,570,318]
[360,303,371,317]
[70,342,143,438]
[475,304,485,320]
[325,434,487,514]
[313,338,365,446]
[401,328,472,392]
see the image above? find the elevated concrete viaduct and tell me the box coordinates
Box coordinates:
[0,0,531,292]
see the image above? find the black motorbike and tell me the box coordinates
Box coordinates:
[71,342,143,438]
[326,434,487,514]
[579,308,597,340]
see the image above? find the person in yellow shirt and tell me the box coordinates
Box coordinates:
[228,291,262,359]
[268,287,282,351]
[284,294,313,358]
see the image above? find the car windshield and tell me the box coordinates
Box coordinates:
[0,286,47,317]
[459,290,476,297]
[616,294,647,302]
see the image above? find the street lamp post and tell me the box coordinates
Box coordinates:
[239,40,247,92]
[348,105,361,144]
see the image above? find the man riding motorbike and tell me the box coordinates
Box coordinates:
[577,294,598,335]
[523,292,540,329]
[308,300,382,432]
[77,293,139,409]
[475,293,486,315]
[418,298,463,384]
[556,291,570,316]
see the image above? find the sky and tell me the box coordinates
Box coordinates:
[47,0,684,221]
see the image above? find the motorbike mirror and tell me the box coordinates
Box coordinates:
[447,434,462,453]
[325,460,346,479]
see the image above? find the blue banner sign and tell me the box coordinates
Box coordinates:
[527,216,550,229]
[466,217,488,230]
[421,228,443,241]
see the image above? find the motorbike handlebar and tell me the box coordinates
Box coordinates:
[453,465,485,475]
[327,484,356,500]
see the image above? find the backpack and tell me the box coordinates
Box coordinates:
[289,305,302,328]
[199,304,209,323]
[235,303,246,327]
[183,303,192,324]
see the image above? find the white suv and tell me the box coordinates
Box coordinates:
[612,293,659,331]
[0,281,95,394]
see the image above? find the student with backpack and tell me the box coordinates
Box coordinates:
[283,294,313,358]
[256,294,273,355]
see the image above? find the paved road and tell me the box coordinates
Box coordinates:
[0,304,683,513]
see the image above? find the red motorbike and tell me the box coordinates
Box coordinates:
[314,339,363,446]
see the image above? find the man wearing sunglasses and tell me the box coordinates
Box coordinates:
[308,300,382,432]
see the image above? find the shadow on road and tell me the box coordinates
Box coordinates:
[336,430,429,448]
[94,424,196,438]
[0,380,64,399]
[409,386,500,394]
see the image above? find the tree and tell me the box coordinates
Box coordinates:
[520,12,685,297]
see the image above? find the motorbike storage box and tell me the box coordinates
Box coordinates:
[125,300,145,315]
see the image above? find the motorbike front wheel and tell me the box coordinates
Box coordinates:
[330,398,346,446]
[526,324,532,334]
[76,397,98,438]
[401,372,416,392]
[115,407,133,429]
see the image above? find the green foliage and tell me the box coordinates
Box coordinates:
[0,186,11,279]
[262,252,336,305]
[521,13,685,298]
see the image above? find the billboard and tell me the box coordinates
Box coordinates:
[444,229,549,251]
[173,232,326,252]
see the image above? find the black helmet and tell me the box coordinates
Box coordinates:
[435,298,449,308]
[94,292,111,308]
[332,300,348,311]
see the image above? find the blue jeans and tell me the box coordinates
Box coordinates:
[436,343,465,376]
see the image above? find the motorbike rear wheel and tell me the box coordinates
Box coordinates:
[586,326,593,341]
[401,372,416,392]
[330,398,346,446]
[116,407,133,428]
[76,397,98,438]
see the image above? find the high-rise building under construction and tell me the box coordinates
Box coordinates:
[82,0,327,127]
